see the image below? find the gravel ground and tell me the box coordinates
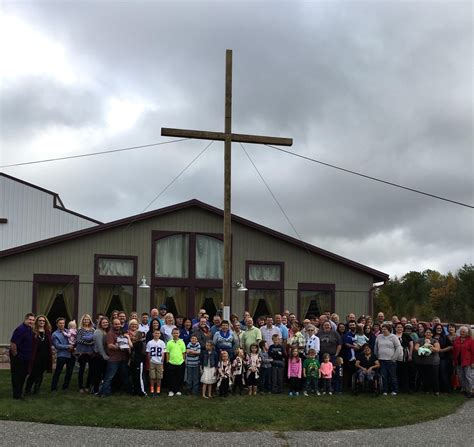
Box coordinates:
[0,399,472,446]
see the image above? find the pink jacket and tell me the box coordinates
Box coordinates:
[287,357,302,378]
[319,361,334,379]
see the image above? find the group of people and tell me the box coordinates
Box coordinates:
[9,306,474,400]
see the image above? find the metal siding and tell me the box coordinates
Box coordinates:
[0,206,375,344]
[1,176,97,251]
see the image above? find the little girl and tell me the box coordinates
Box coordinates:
[232,348,245,395]
[245,344,261,396]
[319,353,334,395]
[200,340,218,399]
[65,320,77,348]
[287,348,302,396]
[217,351,233,397]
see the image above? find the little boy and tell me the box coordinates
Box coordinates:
[146,329,166,397]
[268,334,285,394]
[166,328,186,396]
[186,334,201,396]
[333,356,344,394]
[258,340,272,394]
[303,348,320,396]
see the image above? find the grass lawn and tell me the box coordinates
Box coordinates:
[0,370,465,431]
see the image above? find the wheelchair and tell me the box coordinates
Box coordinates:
[351,369,383,395]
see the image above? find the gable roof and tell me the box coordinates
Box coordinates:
[0,172,102,225]
[0,198,388,282]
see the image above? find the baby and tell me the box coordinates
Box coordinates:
[64,320,77,346]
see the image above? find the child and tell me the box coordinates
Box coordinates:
[303,348,320,396]
[130,331,147,396]
[259,340,272,394]
[287,348,302,396]
[65,320,77,347]
[146,329,166,397]
[200,340,218,399]
[333,357,343,394]
[354,324,369,352]
[217,351,233,397]
[232,348,245,395]
[165,328,186,397]
[268,334,285,394]
[245,343,261,396]
[186,334,201,396]
[319,353,334,395]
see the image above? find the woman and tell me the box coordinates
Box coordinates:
[447,323,457,344]
[287,322,305,356]
[179,318,193,346]
[25,315,52,394]
[146,318,162,343]
[364,325,376,352]
[76,313,95,394]
[127,319,139,339]
[91,316,110,394]
[433,323,453,392]
[355,344,380,385]
[374,323,402,396]
[213,320,236,360]
[394,322,413,393]
[160,313,176,342]
[416,322,426,341]
[452,326,473,398]
[414,327,441,395]
[336,323,346,339]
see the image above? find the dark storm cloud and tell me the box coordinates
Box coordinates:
[1,1,472,276]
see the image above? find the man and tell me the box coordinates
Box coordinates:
[304,324,320,357]
[274,314,288,345]
[377,312,385,326]
[158,304,167,326]
[242,317,262,355]
[150,308,159,320]
[317,321,342,362]
[260,316,282,348]
[210,315,223,336]
[342,321,359,390]
[51,317,75,392]
[118,311,128,331]
[10,313,35,399]
[319,314,337,331]
[192,308,206,326]
[99,318,132,397]
[139,313,149,334]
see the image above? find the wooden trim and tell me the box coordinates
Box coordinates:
[0,218,7,224]
[245,260,284,290]
[32,273,79,321]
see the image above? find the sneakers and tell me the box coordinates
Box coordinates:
[288,392,293,397]
[329,392,333,395]
[168,391,174,397]
[382,392,388,396]
[316,391,321,396]
[391,392,397,396]
[176,392,182,396]
[303,391,309,397]
[295,392,299,396]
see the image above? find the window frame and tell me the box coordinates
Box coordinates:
[32,273,79,321]
[297,282,335,320]
[93,254,138,316]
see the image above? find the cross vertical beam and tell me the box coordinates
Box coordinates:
[223,49,233,320]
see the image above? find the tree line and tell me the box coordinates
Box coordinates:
[374,264,474,324]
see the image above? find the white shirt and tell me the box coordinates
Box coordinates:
[146,339,166,364]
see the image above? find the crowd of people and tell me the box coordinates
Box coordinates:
[9,306,474,400]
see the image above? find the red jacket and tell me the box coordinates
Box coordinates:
[452,336,474,368]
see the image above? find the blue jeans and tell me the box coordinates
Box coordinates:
[380,360,398,393]
[260,367,272,392]
[99,360,131,396]
[186,366,200,395]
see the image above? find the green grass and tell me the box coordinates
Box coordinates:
[0,370,465,431]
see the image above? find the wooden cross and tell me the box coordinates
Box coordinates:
[161,49,293,320]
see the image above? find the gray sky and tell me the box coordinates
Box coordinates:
[1,1,472,278]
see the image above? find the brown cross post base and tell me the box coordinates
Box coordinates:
[161,49,293,321]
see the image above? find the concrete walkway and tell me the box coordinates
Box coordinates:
[0,399,472,446]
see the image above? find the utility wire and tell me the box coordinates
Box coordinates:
[264,144,474,209]
[0,139,189,168]
[240,142,313,254]
[122,140,214,232]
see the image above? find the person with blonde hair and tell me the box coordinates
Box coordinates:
[76,313,95,393]
[25,315,53,395]
[160,313,176,343]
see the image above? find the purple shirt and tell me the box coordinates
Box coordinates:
[10,323,33,361]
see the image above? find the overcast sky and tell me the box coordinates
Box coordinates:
[1,1,472,278]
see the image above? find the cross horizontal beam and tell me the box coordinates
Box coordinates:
[161,127,293,146]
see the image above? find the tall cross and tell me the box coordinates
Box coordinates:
[161,49,293,320]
